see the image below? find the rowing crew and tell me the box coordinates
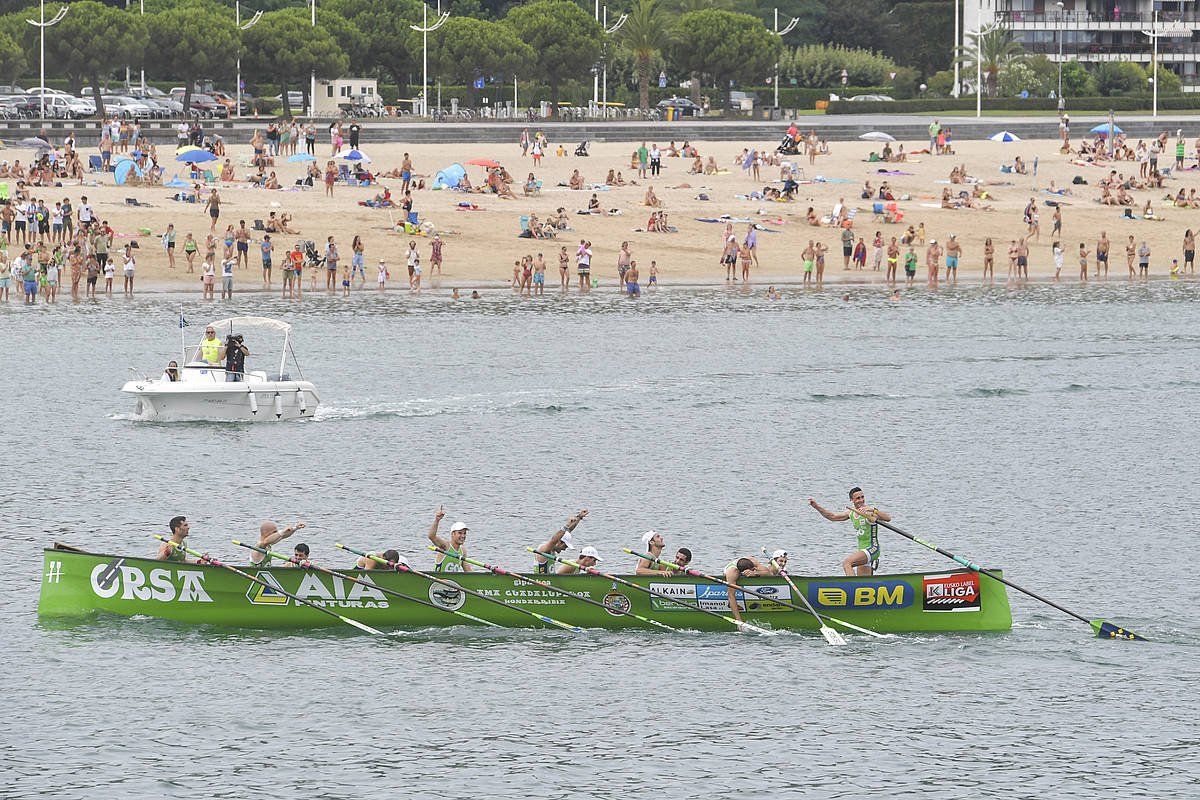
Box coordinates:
[155,486,890,582]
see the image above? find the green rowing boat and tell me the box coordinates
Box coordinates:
[37,544,1012,633]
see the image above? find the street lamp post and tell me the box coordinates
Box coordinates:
[1055,1,1064,101]
[309,0,315,118]
[236,1,263,120]
[975,20,1000,118]
[410,3,450,117]
[1141,10,1161,118]
[26,1,69,120]
[952,0,960,97]
[771,8,800,111]
[600,5,628,120]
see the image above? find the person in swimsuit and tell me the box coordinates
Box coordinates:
[427,506,472,572]
[204,189,221,233]
[802,241,815,286]
[1096,232,1109,279]
[809,488,892,576]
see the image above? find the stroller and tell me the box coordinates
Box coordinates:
[302,240,326,270]
[574,140,590,157]
[776,134,800,156]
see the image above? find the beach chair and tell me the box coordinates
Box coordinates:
[338,164,351,183]
[885,202,904,223]
[88,155,103,172]
[253,219,266,231]
[871,202,885,222]
[0,183,7,201]
[203,170,216,184]
[519,215,530,234]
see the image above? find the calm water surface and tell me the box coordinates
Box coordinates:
[2,284,1197,798]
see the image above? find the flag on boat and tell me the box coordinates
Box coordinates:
[179,309,189,329]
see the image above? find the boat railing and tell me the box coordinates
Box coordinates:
[127,366,150,381]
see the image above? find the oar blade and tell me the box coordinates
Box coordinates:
[820,625,847,646]
[1091,619,1147,641]
[342,616,387,636]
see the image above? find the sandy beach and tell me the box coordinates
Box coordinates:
[9,130,1200,293]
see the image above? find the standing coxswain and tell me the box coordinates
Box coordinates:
[426,505,472,572]
[809,488,892,576]
[531,509,588,573]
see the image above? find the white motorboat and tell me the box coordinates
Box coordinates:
[121,316,320,422]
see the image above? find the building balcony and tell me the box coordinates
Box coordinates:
[1020,40,1199,60]
[996,10,1200,29]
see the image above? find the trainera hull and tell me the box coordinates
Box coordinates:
[38,547,1012,634]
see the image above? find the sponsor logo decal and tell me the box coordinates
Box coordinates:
[647,583,792,613]
[807,579,913,610]
[89,563,212,603]
[44,561,64,584]
[428,579,466,612]
[247,571,390,609]
[922,572,981,612]
[602,592,631,616]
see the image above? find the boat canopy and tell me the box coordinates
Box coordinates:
[205,316,292,336]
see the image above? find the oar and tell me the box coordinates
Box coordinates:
[759,552,846,645]
[754,548,892,639]
[233,540,502,628]
[531,548,778,636]
[874,519,1147,641]
[622,547,846,644]
[429,545,682,633]
[336,543,583,633]
[152,536,386,636]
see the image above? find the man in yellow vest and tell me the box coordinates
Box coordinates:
[194,325,225,365]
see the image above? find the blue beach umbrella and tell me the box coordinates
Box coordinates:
[175,150,217,163]
[1091,123,1123,136]
[287,153,316,163]
[988,130,1021,142]
[339,148,372,163]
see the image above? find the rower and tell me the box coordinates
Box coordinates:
[765,549,788,575]
[557,545,601,575]
[356,549,407,570]
[809,487,892,576]
[193,325,225,366]
[673,548,693,570]
[156,516,191,562]
[248,520,307,566]
[283,543,310,568]
[635,530,676,576]
[427,505,472,572]
[722,557,773,624]
[532,509,588,573]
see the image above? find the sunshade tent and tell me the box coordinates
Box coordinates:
[114,157,144,185]
[1091,123,1123,136]
[859,131,896,142]
[434,163,466,189]
[988,131,1021,142]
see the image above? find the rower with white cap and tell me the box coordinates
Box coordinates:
[556,545,602,575]
[532,509,589,574]
[426,505,472,572]
[635,530,672,576]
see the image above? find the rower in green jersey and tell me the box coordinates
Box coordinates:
[426,505,472,572]
[531,509,588,574]
[722,556,780,625]
[248,519,307,566]
[809,487,893,576]
[155,515,192,562]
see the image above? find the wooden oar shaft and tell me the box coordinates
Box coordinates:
[336,543,582,633]
[433,546,678,632]
[533,548,775,635]
[233,540,500,628]
[155,537,384,636]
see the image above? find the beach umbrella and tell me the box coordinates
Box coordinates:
[988,131,1021,142]
[175,144,202,154]
[859,131,896,142]
[1091,123,1123,136]
[287,153,316,163]
[175,150,217,163]
[18,136,49,148]
[338,148,372,163]
[466,158,501,168]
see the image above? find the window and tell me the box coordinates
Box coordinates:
[326,85,333,98]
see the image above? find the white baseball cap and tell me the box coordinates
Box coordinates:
[560,530,575,549]
[450,522,468,533]
[771,549,788,560]
[640,530,659,546]
[579,545,601,561]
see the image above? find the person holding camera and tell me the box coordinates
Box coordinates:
[224,334,250,382]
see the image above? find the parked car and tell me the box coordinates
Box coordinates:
[846,94,895,102]
[101,95,156,119]
[0,84,25,95]
[189,93,229,118]
[655,96,702,117]
[273,91,305,109]
[0,95,41,118]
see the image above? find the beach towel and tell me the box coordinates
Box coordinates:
[875,169,913,175]
[813,176,854,184]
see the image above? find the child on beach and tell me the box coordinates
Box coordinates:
[103,252,115,296]
[341,262,351,297]
[201,254,215,300]
[852,238,866,270]
[377,258,388,291]
[904,247,917,287]
[1052,241,1064,281]
[1078,243,1089,281]
[648,260,658,287]
[739,242,752,282]
[533,253,545,296]
[410,251,421,292]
